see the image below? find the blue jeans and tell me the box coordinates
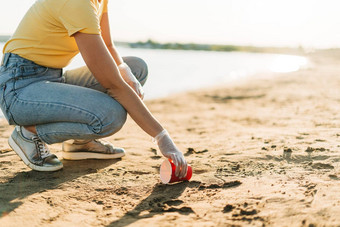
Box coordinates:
[0,53,148,144]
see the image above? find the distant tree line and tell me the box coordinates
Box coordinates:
[126,39,304,55]
[129,39,239,52]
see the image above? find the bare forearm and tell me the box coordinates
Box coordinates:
[106,43,124,66]
[109,86,164,137]
[91,56,163,137]
[100,12,124,66]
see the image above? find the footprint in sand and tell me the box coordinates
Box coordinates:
[223,204,235,213]
[305,147,328,153]
[114,187,129,195]
[302,183,317,197]
[227,203,263,222]
[149,198,195,215]
[198,180,242,190]
[329,174,339,180]
[239,208,258,215]
[151,155,162,160]
[311,163,334,169]
[315,139,326,142]
[185,148,209,156]
[165,206,195,214]
[163,199,184,206]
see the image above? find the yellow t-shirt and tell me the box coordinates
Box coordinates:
[3,0,108,68]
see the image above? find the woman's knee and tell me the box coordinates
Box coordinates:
[122,56,148,86]
[94,103,127,137]
[107,107,127,135]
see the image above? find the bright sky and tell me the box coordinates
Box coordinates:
[1,0,340,48]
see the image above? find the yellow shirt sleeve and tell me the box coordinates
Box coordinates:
[59,0,101,37]
[3,0,108,68]
[103,0,108,13]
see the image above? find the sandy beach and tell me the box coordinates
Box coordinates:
[1,50,340,227]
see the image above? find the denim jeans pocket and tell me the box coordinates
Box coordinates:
[16,64,49,79]
[13,64,51,92]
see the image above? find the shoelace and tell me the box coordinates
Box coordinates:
[90,139,111,153]
[32,136,50,159]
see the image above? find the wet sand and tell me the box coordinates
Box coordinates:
[1,50,340,226]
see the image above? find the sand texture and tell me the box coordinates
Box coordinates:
[1,51,340,227]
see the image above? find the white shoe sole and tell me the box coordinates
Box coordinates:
[9,136,63,172]
[62,151,125,160]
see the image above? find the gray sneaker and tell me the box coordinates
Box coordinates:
[62,139,125,160]
[8,126,63,171]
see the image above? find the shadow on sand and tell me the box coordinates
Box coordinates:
[0,158,120,217]
[107,181,201,227]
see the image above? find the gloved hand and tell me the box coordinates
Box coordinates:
[155,129,188,178]
[118,62,144,99]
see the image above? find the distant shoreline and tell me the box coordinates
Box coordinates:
[117,39,306,56]
[0,35,306,55]
[2,36,335,56]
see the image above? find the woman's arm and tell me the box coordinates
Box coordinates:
[100,12,144,99]
[100,12,123,66]
[74,33,161,137]
[73,33,187,178]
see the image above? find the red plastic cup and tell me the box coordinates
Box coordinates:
[160,159,192,184]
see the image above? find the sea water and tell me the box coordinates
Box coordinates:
[66,46,308,99]
[0,43,308,117]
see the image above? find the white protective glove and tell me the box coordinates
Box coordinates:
[155,129,188,178]
[118,62,144,99]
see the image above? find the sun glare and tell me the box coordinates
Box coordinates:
[269,55,308,73]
